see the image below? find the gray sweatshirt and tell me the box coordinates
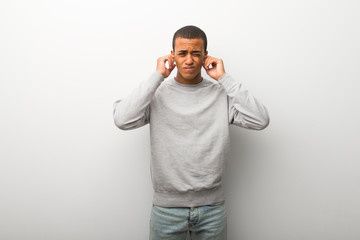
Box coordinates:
[113,71,269,207]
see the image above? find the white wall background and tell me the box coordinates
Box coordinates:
[1,0,359,239]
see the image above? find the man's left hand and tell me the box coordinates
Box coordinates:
[203,56,226,81]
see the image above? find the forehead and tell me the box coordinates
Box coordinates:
[174,37,204,51]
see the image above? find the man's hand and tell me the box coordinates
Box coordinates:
[156,54,176,78]
[203,55,226,81]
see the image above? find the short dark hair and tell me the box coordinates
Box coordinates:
[172,25,207,52]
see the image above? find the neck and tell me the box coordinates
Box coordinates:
[175,72,203,85]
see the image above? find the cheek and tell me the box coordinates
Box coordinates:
[195,57,203,63]
[174,58,181,66]
[196,58,204,66]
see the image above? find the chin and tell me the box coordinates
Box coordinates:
[180,71,201,80]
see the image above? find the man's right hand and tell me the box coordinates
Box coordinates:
[156,54,176,78]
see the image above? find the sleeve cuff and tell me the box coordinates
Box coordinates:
[152,71,165,83]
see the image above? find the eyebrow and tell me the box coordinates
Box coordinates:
[178,50,202,53]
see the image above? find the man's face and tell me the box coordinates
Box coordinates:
[171,37,208,81]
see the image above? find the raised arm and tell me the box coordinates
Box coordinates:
[218,73,269,130]
[203,55,270,130]
[113,55,175,130]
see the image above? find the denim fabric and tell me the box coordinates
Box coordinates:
[149,202,227,240]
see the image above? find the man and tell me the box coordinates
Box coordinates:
[113,25,269,240]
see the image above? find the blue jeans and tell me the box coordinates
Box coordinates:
[149,202,227,240]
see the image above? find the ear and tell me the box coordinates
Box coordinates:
[171,50,175,57]
[203,50,208,63]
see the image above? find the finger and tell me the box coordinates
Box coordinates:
[209,57,218,69]
[164,59,169,69]
[169,57,174,70]
[157,56,167,72]
[203,57,210,70]
[205,57,214,69]
[168,55,174,69]
[157,56,164,66]
[171,55,176,68]
[167,55,172,64]
[159,56,167,69]
[171,62,176,70]
[165,56,175,72]
[205,56,212,66]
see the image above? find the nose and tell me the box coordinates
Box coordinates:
[185,54,194,65]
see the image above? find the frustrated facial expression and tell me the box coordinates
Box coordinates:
[171,37,208,84]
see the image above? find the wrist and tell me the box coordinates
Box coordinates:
[215,72,226,81]
[156,70,166,78]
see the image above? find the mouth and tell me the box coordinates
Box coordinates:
[183,67,195,71]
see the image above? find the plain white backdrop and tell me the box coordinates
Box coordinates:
[1,0,359,239]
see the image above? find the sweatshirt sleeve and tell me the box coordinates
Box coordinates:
[113,71,164,130]
[218,73,270,130]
